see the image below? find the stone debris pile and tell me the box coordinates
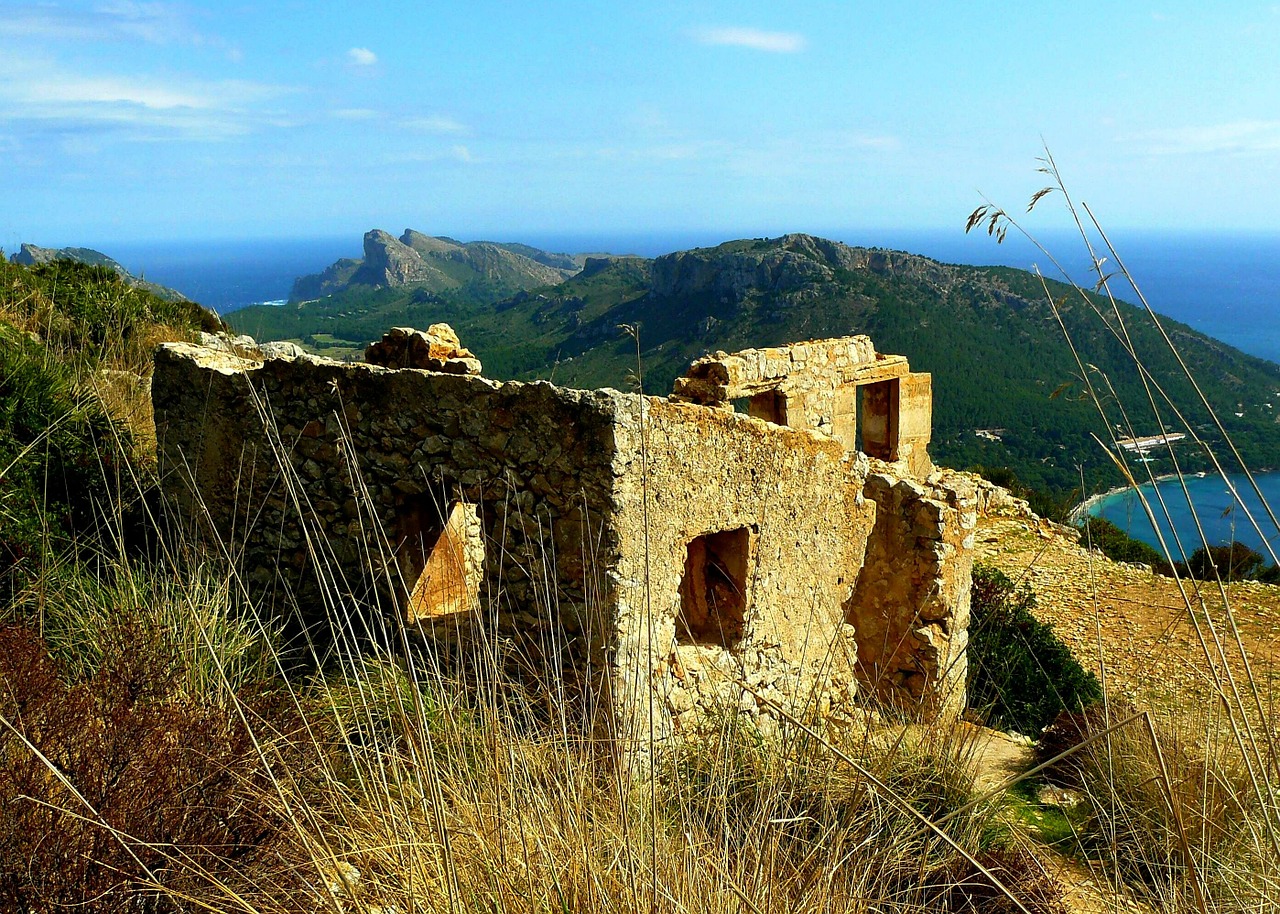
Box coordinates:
[364,324,482,375]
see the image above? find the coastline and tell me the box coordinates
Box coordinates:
[1067,473,1182,525]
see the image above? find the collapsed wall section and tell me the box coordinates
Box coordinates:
[846,472,977,716]
[152,343,624,673]
[604,397,877,761]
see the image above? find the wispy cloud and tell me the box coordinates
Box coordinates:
[0,2,210,45]
[332,108,380,120]
[692,27,807,53]
[399,115,468,134]
[0,54,293,141]
[1129,120,1280,155]
[347,47,377,66]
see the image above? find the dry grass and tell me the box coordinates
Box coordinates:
[4,185,1280,912]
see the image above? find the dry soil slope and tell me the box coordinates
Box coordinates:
[976,513,1280,714]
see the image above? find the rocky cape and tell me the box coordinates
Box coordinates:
[290,230,582,301]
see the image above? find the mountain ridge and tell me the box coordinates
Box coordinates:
[230,232,1280,496]
[9,243,190,302]
[290,229,581,301]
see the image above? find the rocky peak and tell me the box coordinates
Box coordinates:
[352,230,444,288]
[649,234,954,302]
[11,243,125,271]
[399,230,463,256]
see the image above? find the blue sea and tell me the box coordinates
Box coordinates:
[1091,473,1280,561]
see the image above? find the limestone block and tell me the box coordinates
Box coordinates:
[365,324,482,375]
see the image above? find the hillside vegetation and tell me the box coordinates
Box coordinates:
[1,243,1277,912]
[0,257,219,597]
[232,233,1280,497]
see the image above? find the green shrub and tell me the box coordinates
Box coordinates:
[967,564,1101,734]
[1076,516,1170,570]
[0,330,124,596]
[1180,542,1268,582]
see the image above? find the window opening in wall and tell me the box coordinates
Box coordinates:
[857,379,899,460]
[397,498,484,621]
[677,527,751,647]
[747,389,788,425]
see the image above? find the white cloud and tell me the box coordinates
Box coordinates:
[347,47,378,66]
[332,108,380,120]
[693,27,807,53]
[27,74,213,110]
[400,115,468,134]
[0,54,293,141]
[452,144,472,162]
[1129,120,1280,155]
[0,2,204,45]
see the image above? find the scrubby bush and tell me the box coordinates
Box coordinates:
[1,259,219,369]
[1180,542,1268,582]
[1076,516,1171,570]
[967,563,1101,734]
[0,623,293,912]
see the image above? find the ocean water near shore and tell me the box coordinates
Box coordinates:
[1090,472,1280,559]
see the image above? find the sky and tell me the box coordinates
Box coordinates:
[4,1,1280,246]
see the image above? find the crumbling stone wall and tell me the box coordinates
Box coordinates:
[152,343,624,672]
[672,336,933,477]
[605,397,876,756]
[846,473,977,714]
[153,328,974,768]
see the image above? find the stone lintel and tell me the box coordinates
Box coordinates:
[845,355,910,385]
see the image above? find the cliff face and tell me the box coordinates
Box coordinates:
[291,229,578,301]
[352,230,450,287]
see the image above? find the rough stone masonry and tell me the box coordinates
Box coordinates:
[153,325,976,766]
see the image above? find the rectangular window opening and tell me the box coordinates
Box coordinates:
[747,390,788,426]
[398,498,484,621]
[677,527,751,647]
[857,379,900,460]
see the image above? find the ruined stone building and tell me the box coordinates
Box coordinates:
[153,326,976,761]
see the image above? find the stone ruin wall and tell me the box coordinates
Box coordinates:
[152,344,625,675]
[606,397,877,752]
[672,336,934,478]
[152,328,975,764]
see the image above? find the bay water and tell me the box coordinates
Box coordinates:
[1090,473,1280,560]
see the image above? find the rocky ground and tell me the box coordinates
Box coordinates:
[975,513,1280,717]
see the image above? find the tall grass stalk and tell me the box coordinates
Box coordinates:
[971,150,1280,910]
